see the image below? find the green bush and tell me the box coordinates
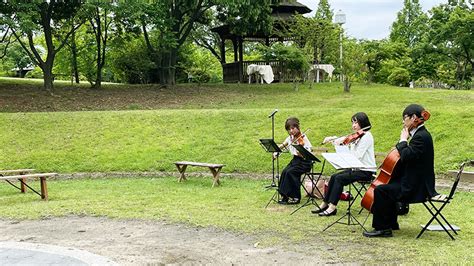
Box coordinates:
[178,43,222,84]
[259,43,310,82]
[388,67,410,86]
[24,67,43,79]
[109,41,156,84]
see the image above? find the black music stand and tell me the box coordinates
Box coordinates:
[321,153,374,232]
[260,138,282,188]
[259,139,282,153]
[290,145,323,215]
[260,139,283,207]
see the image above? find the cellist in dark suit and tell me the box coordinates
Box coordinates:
[364,104,439,238]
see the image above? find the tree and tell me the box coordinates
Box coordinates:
[341,38,366,92]
[83,2,117,89]
[1,1,85,91]
[289,15,338,66]
[2,42,34,77]
[116,1,271,86]
[314,0,333,21]
[424,2,473,88]
[360,40,389,83]
[390,0,428,48]
[0,27,13,59]
[260,43,310,89]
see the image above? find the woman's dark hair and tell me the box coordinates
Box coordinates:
[351,112,371,131]
[285,117,300,131]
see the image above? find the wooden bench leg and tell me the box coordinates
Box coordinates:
[209,167,222,187]
[20,177,27,193]
[176,164,188,182]
[40,176,48,200]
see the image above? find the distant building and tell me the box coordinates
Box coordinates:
[11,66,35,78]
[211,1,312,83]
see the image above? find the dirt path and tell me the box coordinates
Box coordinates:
[0,216,324,265]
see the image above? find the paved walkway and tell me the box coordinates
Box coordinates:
[0,242,116,265]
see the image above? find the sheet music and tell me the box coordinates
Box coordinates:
[335,145,349,153]
[322,152,374,170]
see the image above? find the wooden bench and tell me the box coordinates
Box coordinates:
[0,169,35,193]
[174,161,225,187]
[0,172,57,200]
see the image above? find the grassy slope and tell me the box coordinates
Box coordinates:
[0,81,472,174]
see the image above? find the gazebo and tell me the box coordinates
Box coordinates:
[211,1,311,83]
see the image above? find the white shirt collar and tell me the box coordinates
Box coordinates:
[410,123,424,136]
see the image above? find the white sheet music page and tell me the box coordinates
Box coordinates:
[322,152,368,170]
[335,145,349,153]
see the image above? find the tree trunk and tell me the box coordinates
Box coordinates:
[71,31,80,84]
[93,71,102,89]
[159,49,177,86]
[43,64,54,91]
[343,76,351,92]
[168,49,177,85]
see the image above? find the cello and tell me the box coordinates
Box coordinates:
[360,149,400,211]
[361,109,431,211]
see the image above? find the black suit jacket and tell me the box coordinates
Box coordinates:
[395,126,437,203]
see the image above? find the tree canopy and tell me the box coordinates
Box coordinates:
[0,0,471,89]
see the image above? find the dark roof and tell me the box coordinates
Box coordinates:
[211,1,311,39]
[271,1,312,15]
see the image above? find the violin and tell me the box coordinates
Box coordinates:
[274,128,310,159]
[292,132,306,146]
[341,129,365,145]
[322,126,371,145]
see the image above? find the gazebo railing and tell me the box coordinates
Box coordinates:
[223,60,306,83]
[222,62,241,83]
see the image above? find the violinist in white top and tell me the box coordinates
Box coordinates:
[314,112,376,216]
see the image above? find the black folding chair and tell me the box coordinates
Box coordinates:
[290,159,326,215]
[417,160,473,240]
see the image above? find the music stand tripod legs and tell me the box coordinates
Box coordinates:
[265,155,279,189]
[259,138,283,208]
[322,181,367,232]
[290,172,322,215]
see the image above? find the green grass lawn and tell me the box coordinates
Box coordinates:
[1,79,473,263]
[0,176,472,264]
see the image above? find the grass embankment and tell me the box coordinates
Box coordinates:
[1,78,473,263]
[0,78,472,173]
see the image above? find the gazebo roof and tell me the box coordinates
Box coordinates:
[211,1,311,40]
[272,1,312,15]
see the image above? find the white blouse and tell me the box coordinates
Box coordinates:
[347,131,376,172]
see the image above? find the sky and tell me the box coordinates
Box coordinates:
[298,0,447,40]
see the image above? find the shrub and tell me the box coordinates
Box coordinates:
[388,67,410,86]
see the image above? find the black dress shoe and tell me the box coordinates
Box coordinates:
[277,199,288,205]
[311,206,328,214]
[318,209,337,217]
[363,229,393,238]
[287,198,300,205]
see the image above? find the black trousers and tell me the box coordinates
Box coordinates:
[324,169,373,206]
[371,180,402,230]
[278,156,312,199]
